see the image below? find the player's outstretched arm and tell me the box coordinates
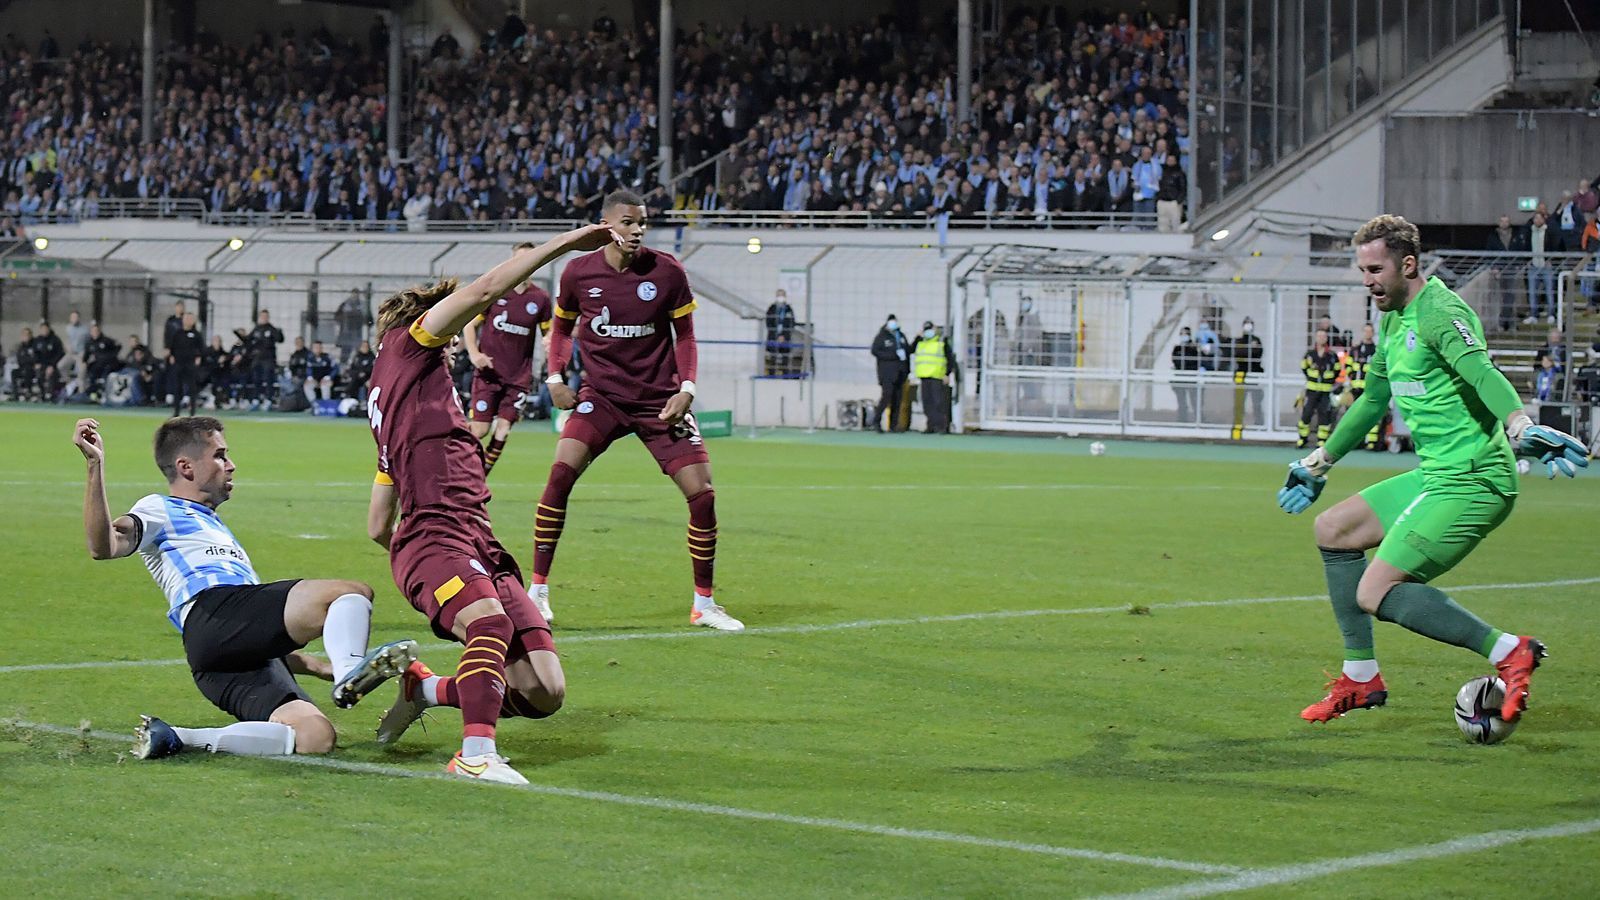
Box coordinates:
[367,479,399,550]
[420,224,616,341]
[1449,349,1589,479]
[74,418,138,559]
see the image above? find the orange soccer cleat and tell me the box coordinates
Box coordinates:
[1300,671,1389,722]
[1494,636,1547,724]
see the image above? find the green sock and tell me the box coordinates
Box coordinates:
[1373,582,1495,656]
[1319,547,1373,660]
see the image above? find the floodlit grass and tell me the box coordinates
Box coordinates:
[4,406,1597,897]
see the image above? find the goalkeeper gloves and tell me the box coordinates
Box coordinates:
[1277,447,1333,514]
[1506,414,1590,479]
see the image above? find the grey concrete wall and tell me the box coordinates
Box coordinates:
[1383,113,1598,223]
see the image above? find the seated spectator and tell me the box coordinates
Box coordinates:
[30,322,66,402]
[1537,329,1567,373]
[344,339,375,402]
[11,327,37,400]
[304,340,338,402]
[83,323,120,400]
[1533,353,1561,402]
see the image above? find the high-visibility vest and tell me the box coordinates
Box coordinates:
[914,336,948,379]
[1301,348,1338,392]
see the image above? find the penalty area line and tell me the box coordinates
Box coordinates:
[2,576,1596,676]
[1096,816,1600,899]
[4,718,1239,876]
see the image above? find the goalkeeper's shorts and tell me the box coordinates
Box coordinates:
[1360,469,1515,582]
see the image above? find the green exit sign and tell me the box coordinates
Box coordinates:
[1517,196,1538,212]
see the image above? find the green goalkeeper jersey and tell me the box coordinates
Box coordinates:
[1370,277,1517,492]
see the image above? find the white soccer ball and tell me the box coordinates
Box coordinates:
[1516,458,1532,475]
[1453,675,1519,744]
[1089,441,1106,456]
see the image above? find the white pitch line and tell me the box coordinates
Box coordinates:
[0,479,1229,492]
[1100,817,1600,899]
[4,719,1239,875]
[2,576,1595,676]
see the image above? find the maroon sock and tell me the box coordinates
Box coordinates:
[687,488,717,595]
[456,614,511,743]
[533,461,579,581]
[483,436,508,474]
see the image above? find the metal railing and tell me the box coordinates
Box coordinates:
[655,209,1160,230]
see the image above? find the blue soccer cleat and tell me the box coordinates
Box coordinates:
[134,715,184,760]
[332,639,419,709]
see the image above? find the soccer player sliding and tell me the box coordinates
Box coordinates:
[529,190,744,631]
[365,222,616,784]
[1279,215,1588,725]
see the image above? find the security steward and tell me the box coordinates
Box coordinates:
[912,320,959,433]
[1297,328,1338,448]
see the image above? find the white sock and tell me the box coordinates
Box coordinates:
[1488,632,1520,664]
[172,722,297,756]
[1342,659,1381,682]
[462,735,497,758]
[323,593,373,683]
[693,593,716,612]
[418,674,446,707]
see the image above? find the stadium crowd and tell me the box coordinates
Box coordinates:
[0,8,1191,229]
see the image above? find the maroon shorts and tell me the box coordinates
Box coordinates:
[389,518,555,658]
[561,387,710,476]
[469,376,529,423]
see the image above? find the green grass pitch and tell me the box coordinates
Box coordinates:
[3,406,1597,897]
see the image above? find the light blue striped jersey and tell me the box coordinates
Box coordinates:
[127,494,259,630]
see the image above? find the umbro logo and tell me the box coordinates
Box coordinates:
[587,287,603,297]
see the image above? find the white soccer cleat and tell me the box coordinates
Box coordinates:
[690,602,745,631]
[376,659,432,745]
[446,752,529,785]
[332,638,419,709]
[530,582,554,625]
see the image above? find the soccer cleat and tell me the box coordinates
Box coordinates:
[332,639,419,709]
[690,603,745,631]
[1300,671,1389,722]
[1494,636,1546,723]
[134,715,184,760]
[446,752,529,785]
[531,582,554,625]
[376,659,434,745]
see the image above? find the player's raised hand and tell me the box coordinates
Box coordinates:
[1277,447,1332,514]
[659,391,693,423]
[73,418,105,464]
[564,222,622,253]
[548,381,577,410]
[1506,414,1590,479]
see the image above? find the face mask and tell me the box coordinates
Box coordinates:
[923,329,935,339]
[1021,300,1033,312]
[1180,334,1192,343]
[1242,323,1253,334]
[887,321,899,331]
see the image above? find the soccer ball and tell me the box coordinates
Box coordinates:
[1453,676,1519,744]
[1089,441,1107,456]
[1516,458,1532,475]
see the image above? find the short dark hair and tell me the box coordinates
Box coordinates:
[602,189,645,213]
[513,241,537,251]
[154,416,225,481]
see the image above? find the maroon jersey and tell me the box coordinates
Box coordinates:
[475,284,551,388]
[556,246,697,406]
[367,320,492,533]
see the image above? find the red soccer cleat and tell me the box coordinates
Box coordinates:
[1494,636,1547,724]
[1300,671,1389,722]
